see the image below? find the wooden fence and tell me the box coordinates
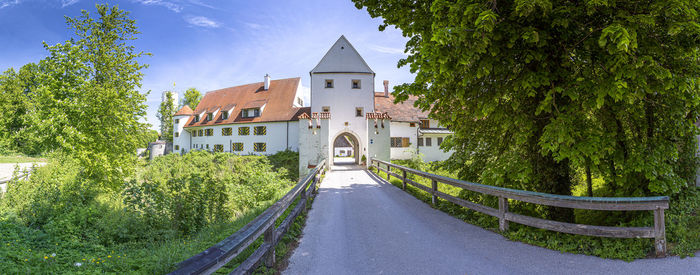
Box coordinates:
[370,158,669,257]
[169,159,326,275]
[0,171,30,194]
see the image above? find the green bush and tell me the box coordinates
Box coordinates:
[0,151,296,272]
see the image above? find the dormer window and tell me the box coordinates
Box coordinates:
[325,79,334,88]
[207,113,213,121]
[194,116,200,122]
[242,108,260,118]
[222,111,229,120]
[352,79,361,89]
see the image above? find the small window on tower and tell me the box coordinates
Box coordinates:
[355,107,363,117]
[325,79,334,88]
[352,80,361,89]
[322,106,330,112]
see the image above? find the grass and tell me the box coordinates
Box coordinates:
[369,163,700,261]
[0,155,46,163]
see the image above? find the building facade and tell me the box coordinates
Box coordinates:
[171,36,454,176]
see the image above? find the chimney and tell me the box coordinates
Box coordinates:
[383,80,389,97]
[264,74,271,90]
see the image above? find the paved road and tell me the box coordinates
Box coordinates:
[284,167,699,275]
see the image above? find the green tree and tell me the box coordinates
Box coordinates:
[183,87,202,110]
[354,0,700,220]
[31,4,149,188]
[157,91,176,142]
[0,63,43,155]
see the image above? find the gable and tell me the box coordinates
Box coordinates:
[310,35,374,74]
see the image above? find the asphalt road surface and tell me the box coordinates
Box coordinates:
[284,167,699,275]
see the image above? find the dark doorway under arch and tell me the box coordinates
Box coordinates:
[332,132,359,165]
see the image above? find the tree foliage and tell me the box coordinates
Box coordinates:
[183,87,202,110]
[354,0,700,211]
[0,64,43,155]
[27,4,149,187]
[157,91,175,142]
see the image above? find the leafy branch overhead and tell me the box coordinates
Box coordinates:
[353,0,700,209]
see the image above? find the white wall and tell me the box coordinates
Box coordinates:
[367,118,391,165]
[311,73,374,164]
[298,117,330,177]
[173,114,191,154]
[334,147,353,156]
[418,134,454,162]
[187,121,299,155]
[390,121,419,160]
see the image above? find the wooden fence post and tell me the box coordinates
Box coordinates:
[386,163,391,181]
[402,170,407,190]
[312,174,320,194]
[498,196,509,232]
[654,207,666,257]
[431,179,438,206]
[263,226,276,267]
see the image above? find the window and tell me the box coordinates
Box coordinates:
[222,127,232,136]
[174,119,179,124]
[425,137,432,146]
[232,142,243,151]
[418,138,424,146]
[438,137,443,146]
[174,132,179,137]
[198,129,203,136]
[207,113,213,121]
[192,130,197,137]
[238,127,250,135]
[410,123,416,127]
[420,119,430,129]
[242,108,260,118]
[297,97,303,106]
[222,111,229,120]
[254,126,267,135]
[352,79,361,89]
[254,142,266,152]
[205,129,213,136]
[322,106,330,112]
[206,144,209,149]
[325,79,333,88]
[355,107,363,117]
[213,144,224,152]
[194,116,200,122]
[391,137,410,148]
[175,145,180,150]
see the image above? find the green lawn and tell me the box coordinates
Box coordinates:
[0,155,46,163]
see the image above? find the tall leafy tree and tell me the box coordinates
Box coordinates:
[157,91,175,142]
[183,87,202,110]
[32,4,149,188]
[0,63,43,155]
[354,0,699,220]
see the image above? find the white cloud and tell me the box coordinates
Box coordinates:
[61,0,79,7]
[132,0,182,13]
[184,15,219,28]
[0,0,20,9]
[369,44,405,55]
[244,22,264,30]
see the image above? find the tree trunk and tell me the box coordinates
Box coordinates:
[586,157,593,197]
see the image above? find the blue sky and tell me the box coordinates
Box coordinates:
[0,0,413,131]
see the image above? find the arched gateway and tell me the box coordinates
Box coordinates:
[332,132,360,165]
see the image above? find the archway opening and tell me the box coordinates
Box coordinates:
[332,132,359,165]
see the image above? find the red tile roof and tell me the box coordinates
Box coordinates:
[174,105,194,116]
[185,77,303,127]
[374,93,429,122]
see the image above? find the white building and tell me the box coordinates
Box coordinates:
[172,36,454,176]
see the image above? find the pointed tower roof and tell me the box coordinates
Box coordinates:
[174,105,194,116]
[310,35,374,75]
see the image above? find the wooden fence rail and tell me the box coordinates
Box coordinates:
[169,159,326,275]
[370,158,669,257]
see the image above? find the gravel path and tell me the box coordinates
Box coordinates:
[284,168,699,275]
